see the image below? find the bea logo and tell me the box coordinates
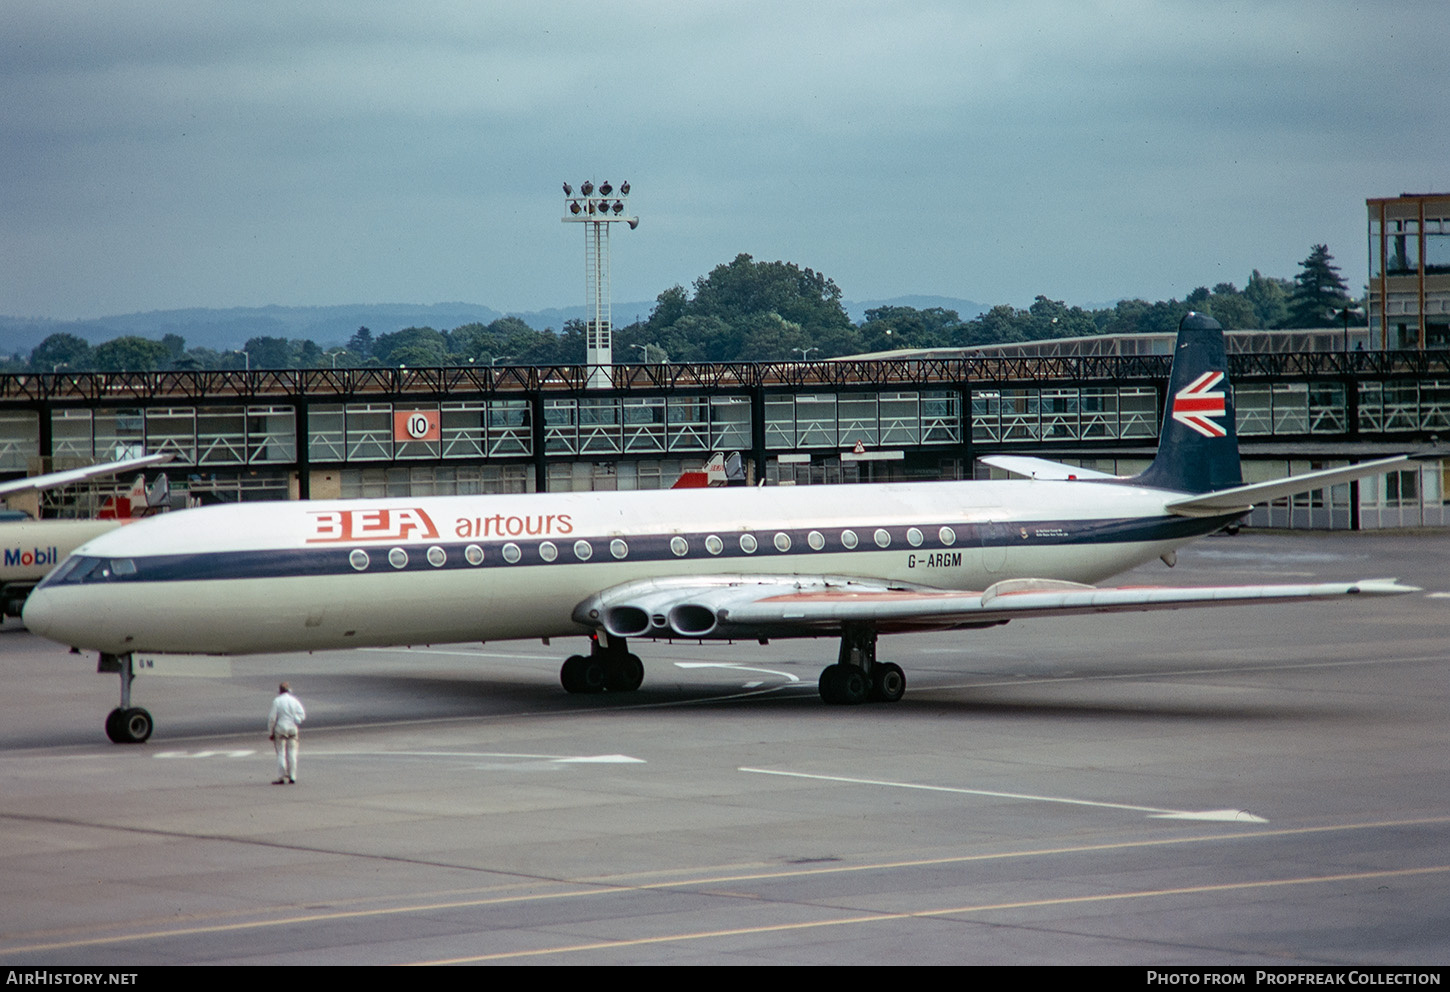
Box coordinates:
[308,508,439,543]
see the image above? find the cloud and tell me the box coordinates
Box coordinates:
[2,0,1446,317]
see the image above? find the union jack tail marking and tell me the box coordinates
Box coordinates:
[1172,370,1227,438]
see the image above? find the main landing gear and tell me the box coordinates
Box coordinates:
[560,635,644,695]
[99,652,153,743]
[818,623,904,706]
[557,626,905,705]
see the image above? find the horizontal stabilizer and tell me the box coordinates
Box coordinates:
[1164,455,1415,516]
[979,456,1119,481]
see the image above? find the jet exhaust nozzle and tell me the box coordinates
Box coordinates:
[601,599,719,639]
[603,606,650,638]
[668,604,717,637]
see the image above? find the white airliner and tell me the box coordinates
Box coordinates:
[23,316,1424,743]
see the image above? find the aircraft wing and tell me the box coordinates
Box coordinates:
[979,455,1119,481]
[573,573,1418,641]
[0,453,174,499]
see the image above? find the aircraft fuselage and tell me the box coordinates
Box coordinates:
[22,479,1222,656]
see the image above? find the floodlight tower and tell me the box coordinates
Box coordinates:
[562,179,638,388]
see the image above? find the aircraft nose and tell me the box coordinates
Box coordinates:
[21,588,62,641]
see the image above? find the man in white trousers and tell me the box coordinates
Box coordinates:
[268,682,306,784]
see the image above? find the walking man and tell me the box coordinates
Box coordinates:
[268,682,306,784]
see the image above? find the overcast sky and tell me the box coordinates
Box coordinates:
[2,0,1445,321]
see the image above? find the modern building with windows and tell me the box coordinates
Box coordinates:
[1368,192,1450,349]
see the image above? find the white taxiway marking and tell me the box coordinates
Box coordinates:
[923,653,1447,692]
[556,754,647,764]
[362,647,554,661]
[675,662,801,683]
[153,750,256,759]
[739,768,1267,823]
[1424,592,1450,599]
[312,750,644,764]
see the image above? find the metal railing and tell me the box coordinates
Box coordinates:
[12,349,1450,403]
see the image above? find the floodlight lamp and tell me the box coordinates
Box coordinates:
[587,201,596,214]
[570,200,581,214]
[600,181,613,196]
[581,181,594,195]
[563,182,573,196]
[612,201,623,214]
[620,181,630,195]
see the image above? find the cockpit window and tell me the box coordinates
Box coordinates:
[67,557,102,583]
[40,555,140,586]
[39,555,83,587]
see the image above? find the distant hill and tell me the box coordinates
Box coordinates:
[0,304,498,356]
[0,302,656,356]
[842,295,989,324]
[0,295,992,356]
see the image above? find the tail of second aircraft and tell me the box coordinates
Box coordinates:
[1129,312,1242,494]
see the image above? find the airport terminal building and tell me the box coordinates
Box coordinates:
[2,322,1448,532]
[1368,192,1450,350]
[5,193,1449,531]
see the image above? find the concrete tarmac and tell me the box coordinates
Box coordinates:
[1,531,1447,966]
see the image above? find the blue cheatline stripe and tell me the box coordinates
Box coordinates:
[47,512,1243,586]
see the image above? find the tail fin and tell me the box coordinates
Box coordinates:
[1130,312,1242,494]
[670,452,747,489]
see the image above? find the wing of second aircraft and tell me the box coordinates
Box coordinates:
[0,453,173,499]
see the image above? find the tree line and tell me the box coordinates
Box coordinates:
[8,245,1356,372]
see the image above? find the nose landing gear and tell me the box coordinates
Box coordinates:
[98,652,152,743]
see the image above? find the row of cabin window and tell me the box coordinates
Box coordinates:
[346,525,962,572]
